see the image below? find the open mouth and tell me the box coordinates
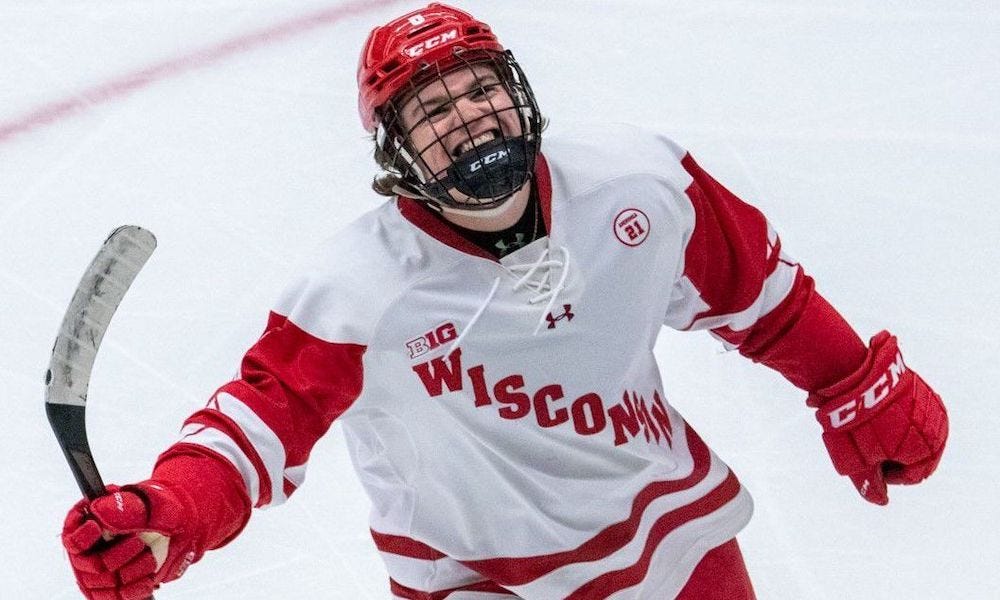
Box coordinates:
[452,128,501,158]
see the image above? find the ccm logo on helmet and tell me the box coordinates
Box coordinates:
[405,29,459,57]
[826,352,907,428]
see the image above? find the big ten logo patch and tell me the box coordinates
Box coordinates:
[406,322,458,359]
[613,208,650,247]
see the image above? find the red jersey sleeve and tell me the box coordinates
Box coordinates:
[161,311,365,509]
[665,154,867,391]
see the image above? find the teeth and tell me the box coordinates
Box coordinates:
[457,131,496,155]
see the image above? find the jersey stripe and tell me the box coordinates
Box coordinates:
[390,578,516,599]
[380,552,497,595]
[179,424,262,505]
[566,471,742,599]
[208,391,289,507]
[181,402,275,507]
[460,424,716,587]
[372,530,448,560]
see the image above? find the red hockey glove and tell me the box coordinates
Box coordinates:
[62,481,205,600]
[806,331,948,505]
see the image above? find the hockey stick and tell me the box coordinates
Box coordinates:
[45,225,166,595]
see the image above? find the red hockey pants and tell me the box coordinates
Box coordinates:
[675,538,756,600]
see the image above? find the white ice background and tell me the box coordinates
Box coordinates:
[2,1,998,598]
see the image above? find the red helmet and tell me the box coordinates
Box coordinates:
[357,3,504,132]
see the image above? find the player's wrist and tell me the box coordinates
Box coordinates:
[806,330,899,431]
[152,445,252,549]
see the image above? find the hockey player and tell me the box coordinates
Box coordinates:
[61,4,948,599]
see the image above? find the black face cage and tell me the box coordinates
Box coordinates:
[374,49,543,211]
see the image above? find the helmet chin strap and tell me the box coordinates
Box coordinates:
[438,184,527,220]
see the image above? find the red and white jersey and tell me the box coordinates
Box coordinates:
[174,124,804,599]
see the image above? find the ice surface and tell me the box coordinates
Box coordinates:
[2,1,998,598]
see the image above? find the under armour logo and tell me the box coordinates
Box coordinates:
[495,233,527,257]
[545,304,574,329]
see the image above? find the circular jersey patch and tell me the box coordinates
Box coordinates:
[613,208,651,247]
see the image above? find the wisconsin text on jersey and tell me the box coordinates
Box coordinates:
[411,344,675,449]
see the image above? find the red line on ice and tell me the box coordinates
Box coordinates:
[0,0,405,144]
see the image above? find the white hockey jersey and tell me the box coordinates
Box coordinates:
[175,124,804,599]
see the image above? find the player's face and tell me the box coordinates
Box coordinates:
[398,63,523,203]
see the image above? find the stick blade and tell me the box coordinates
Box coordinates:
[45,226,157,407]
[45,225,157,499]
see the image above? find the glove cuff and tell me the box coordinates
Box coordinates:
[127,480,199,534]
[807,330,908,432]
